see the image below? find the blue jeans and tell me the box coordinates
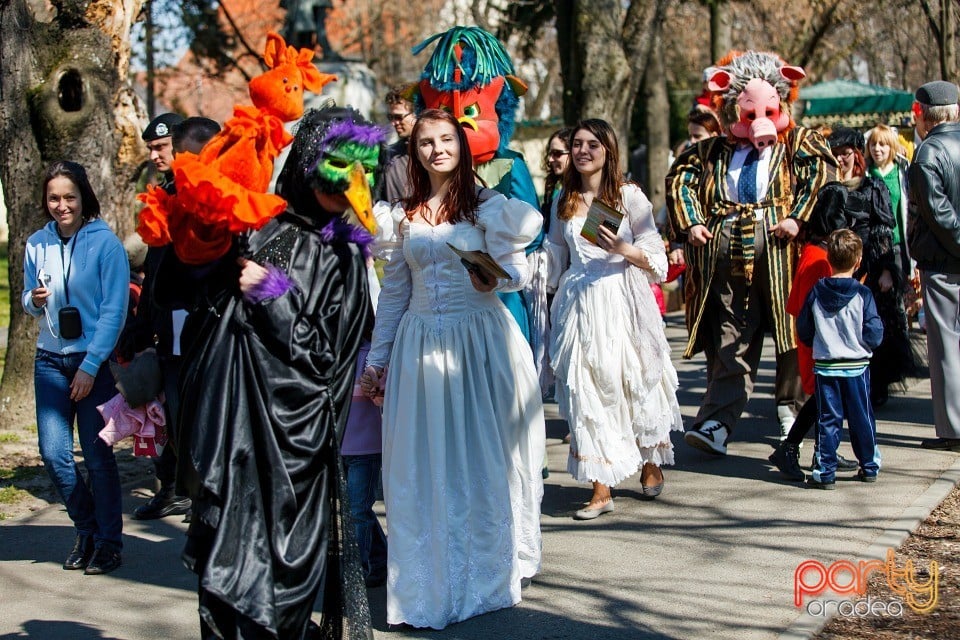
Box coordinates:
[343,454,387,581]
[35,350,123,548]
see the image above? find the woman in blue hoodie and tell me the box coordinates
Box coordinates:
[22,161,129,575]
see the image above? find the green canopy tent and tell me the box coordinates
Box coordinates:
[796,79,914,128]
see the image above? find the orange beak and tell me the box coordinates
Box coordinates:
[345,163,377,235]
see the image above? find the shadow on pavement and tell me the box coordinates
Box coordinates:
[0,620,122,640]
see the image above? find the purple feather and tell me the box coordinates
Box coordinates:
[320,217,375,260]
[322,120,388,148]
[244,263,297,304]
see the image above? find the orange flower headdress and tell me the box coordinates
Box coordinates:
[137,32,336,264]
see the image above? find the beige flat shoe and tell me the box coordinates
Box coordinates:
[573,499,614,520]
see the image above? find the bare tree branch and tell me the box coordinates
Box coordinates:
[214,0,263,76]
[918,0,942,41]
[793,0,842,69]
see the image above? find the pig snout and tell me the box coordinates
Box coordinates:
[748,118,778,149]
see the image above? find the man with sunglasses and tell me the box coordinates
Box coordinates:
[382,85,417,203]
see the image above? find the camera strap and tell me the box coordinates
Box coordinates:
[57,223,82,305]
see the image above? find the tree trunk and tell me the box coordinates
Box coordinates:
[643,26,669,215]
[709,0,731,63]
[556,0,667,165]
[0,0,146,429]
[942,0,957,83]
[554,0,581,126]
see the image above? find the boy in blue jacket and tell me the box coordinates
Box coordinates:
[798,229,884,488]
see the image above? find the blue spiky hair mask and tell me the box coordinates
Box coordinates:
[412,26,527,164]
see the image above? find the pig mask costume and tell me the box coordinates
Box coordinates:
[708,50,805,150]
[665,50,836,455]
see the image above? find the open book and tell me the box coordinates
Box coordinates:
[580,199,625,244]
[446,243,511,285]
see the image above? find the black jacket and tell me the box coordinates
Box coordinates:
[178,210,372,638]
[908,122,960,274]
[118,246,185,359]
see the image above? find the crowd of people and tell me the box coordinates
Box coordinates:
[19,28,960,638]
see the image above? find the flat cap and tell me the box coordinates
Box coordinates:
[142,112,184,141]
[915,81,959,107]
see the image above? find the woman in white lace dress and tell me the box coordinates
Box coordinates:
[361,109,545,629]
[546,119,683,520]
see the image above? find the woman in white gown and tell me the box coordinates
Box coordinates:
[362,109,545,629]
[546,119,683,520]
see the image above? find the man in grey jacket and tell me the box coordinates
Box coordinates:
[908,80,960,451]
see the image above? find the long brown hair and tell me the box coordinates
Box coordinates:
[557,119,624,221]
[403,109,479,225]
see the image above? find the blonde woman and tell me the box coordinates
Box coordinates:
[865,124,920,405]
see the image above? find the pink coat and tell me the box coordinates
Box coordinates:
[97,392,166,446]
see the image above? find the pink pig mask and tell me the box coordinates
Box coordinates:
[709,65,805,150]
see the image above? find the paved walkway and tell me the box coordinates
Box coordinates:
[1,312,957,639]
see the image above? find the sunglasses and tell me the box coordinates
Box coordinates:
[547,150,569,159]
[387,112,412,123]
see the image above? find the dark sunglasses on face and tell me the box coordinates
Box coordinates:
[388,113,412,123]
[548,150,569,159]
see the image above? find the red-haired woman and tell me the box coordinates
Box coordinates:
[363,109,545,629]
[830,127,916,408]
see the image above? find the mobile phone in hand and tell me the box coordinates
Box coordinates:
[37,268,51,287]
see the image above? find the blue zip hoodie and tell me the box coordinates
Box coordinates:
[22,219,129,377]
[797,276,884,370]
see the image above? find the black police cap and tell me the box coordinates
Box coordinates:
[142,113,185,142]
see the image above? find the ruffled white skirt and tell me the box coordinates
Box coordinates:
[550,266,682,487]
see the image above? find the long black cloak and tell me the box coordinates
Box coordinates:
[175,209,372,639]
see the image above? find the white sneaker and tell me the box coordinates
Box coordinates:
[684,420,730,455]
[777,405,796,441]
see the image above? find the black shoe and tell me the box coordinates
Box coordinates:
[920,437,960,451]
[836,455,859,472]
[857,470,878,483]
[84,543,122,575]
[871,388,889,408]
[806,477,836,490]
[63,534,94,570]
[810,453,859,472]
[769,442,805,482]
[133,488,192,520]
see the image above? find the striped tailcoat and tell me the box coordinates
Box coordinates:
[665,128,836,359]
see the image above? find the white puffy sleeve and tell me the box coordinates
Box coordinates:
[477,194,543,293]
[366,203,411,368]
[543,197,569,293]
[624,184,668,283]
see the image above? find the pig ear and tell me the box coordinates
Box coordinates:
[707,70,731,92]
[780,65,806,81]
